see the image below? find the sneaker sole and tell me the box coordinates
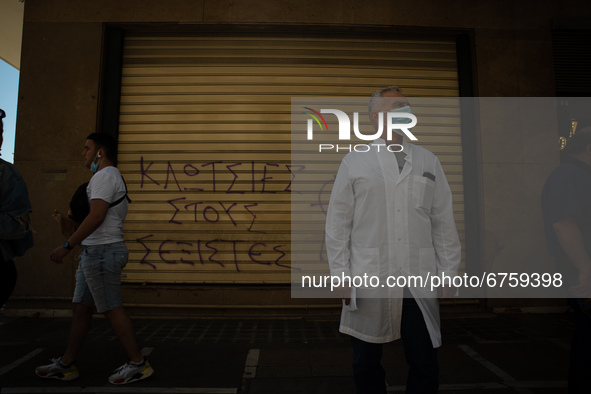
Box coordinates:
[35,370,80,381]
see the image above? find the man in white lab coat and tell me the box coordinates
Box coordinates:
[325,86,461,393]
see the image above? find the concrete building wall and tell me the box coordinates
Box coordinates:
[11,0,591,314]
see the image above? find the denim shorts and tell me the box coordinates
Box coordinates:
[72,241,128,313]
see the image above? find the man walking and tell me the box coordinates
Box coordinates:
[36,133,154,385]
[325,86,461,393]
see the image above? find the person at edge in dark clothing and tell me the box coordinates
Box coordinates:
[541,127,591,394]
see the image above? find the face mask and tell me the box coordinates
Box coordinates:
[388,106,414,137]
[390,105,413,126]
[90,153,102,173]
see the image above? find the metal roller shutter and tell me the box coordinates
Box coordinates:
[117,31,463,284]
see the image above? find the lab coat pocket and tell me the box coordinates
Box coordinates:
[413,176,435,212]
[343,286,358,312]
[350,246,380,278]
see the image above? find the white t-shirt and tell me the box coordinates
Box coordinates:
[81,166,128,246]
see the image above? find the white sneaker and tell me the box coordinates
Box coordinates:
[35,357,80,381]
[108,358,154,385]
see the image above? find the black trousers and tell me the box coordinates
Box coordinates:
[351,296,439,394]
[569,298,591,394]
[0,257,17,308]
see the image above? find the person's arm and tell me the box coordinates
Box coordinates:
[430,158,462,298]
[325,161,355,304]
[553,215,591,298]
[0,167,33,239]
[49,199,109,263]
[0,211,31,239]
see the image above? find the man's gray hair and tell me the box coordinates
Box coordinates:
[368,86,402,115]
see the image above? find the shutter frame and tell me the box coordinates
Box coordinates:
[118,31,465,284]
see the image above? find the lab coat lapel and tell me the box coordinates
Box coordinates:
[396,140,412,186]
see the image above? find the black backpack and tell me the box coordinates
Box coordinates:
[69,179,130,224]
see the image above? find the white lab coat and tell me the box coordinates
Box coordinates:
[325,138,461,347]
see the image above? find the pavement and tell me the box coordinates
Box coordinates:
[0,309,576,394]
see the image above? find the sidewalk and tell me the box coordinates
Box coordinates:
[0,311,574,393]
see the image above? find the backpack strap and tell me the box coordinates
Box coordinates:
[110,176,131,208]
